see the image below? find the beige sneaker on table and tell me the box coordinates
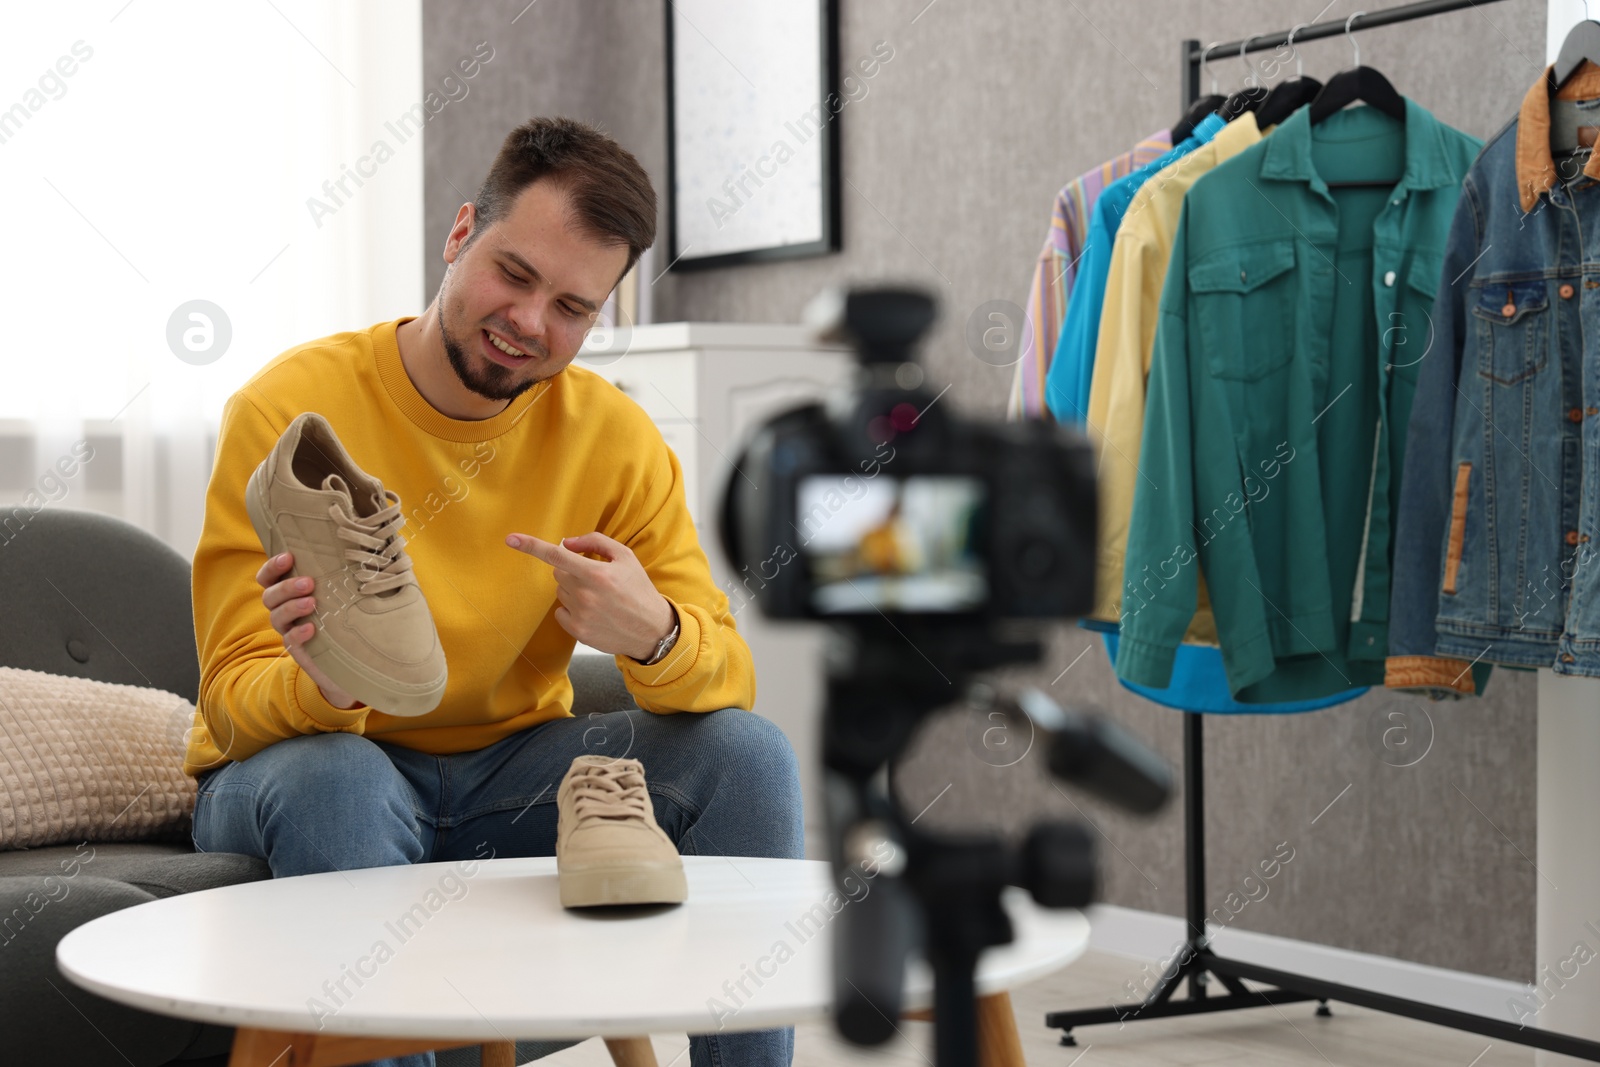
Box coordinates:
[557,754,688,908]
[244,411,447,717]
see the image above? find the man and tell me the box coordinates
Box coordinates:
[185,117,803,1067]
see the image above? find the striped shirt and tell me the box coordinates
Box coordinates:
[1008,128,1173,420]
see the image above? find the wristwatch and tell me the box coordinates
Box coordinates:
[635,602,680,666]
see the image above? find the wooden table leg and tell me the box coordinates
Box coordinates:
[604,1036,660,1066]
[227,1026,484,1067]
[902,991,1026,1067]
[481,1040,518,1067]
[975,990,1026,1067]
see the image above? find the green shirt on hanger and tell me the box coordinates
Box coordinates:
[1115,98,1484,703]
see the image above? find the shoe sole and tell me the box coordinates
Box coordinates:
[246,464,447,717]
[559,861,688,908]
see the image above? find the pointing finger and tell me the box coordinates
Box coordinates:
[507,533,594,572]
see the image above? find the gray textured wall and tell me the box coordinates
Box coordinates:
[421,0,1546,981]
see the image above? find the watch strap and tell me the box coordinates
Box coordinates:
[637,604,680,666]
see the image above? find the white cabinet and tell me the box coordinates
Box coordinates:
[574,322,855,859]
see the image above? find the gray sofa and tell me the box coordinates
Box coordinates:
[0,507,635,1066]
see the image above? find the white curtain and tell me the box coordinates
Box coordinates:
[0,0,423,561]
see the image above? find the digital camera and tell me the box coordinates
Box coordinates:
[719,286,1099,624]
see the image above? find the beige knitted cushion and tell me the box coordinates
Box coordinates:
[0,666,197,850]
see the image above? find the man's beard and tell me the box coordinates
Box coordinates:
[440,313,543,404]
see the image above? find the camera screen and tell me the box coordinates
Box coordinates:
[795,475,986,614]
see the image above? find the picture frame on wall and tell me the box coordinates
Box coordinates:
[663,0,841,272]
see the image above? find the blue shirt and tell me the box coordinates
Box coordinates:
[1045,113,1227,425]
[1102,631,1365,713]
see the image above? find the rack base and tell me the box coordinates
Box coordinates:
[1047,946,1600,1060]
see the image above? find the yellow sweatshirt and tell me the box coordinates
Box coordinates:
[182,316,753,778]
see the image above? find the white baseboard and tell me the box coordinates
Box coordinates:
[1084,904,1532,1025]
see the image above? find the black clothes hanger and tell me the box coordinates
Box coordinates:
[1309,66,1405,123]
[1172,93,1226,143]
[1255,24,1323,128]
[1305,13,1406,188]
[1308,13,1405,124]
[1218,37,1270,121]
[1220,85,1269,121]
[1256,77,1323,127]
[1173,44,1229,143]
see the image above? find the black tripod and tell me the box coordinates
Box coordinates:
[820,620,1170,1067]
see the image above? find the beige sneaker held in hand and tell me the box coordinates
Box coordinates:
[557,754,687,908]
[245,411,447,717]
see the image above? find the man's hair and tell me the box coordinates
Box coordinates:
[463,117,656,283]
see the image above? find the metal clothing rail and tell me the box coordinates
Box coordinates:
[1178,0,1520,110]
[1046,0,1600,1060]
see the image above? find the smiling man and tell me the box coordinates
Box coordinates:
[184,118,803,1067]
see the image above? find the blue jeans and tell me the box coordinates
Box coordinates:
[192,706,804,1067]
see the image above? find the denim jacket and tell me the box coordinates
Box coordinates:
[1118,99,1485,702]
[1390,65,1600,687]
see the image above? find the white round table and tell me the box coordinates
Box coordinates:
[57,855,1088,1067]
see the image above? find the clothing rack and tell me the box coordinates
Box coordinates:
[1045,1,1600,1060]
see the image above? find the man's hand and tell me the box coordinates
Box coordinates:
[255,552,360,709]
[507,531,676,662]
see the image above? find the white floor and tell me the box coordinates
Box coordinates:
[530,948,1539,1066]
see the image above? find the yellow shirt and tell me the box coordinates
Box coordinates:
[1085,113,1267,641]
[183,316,753,778]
